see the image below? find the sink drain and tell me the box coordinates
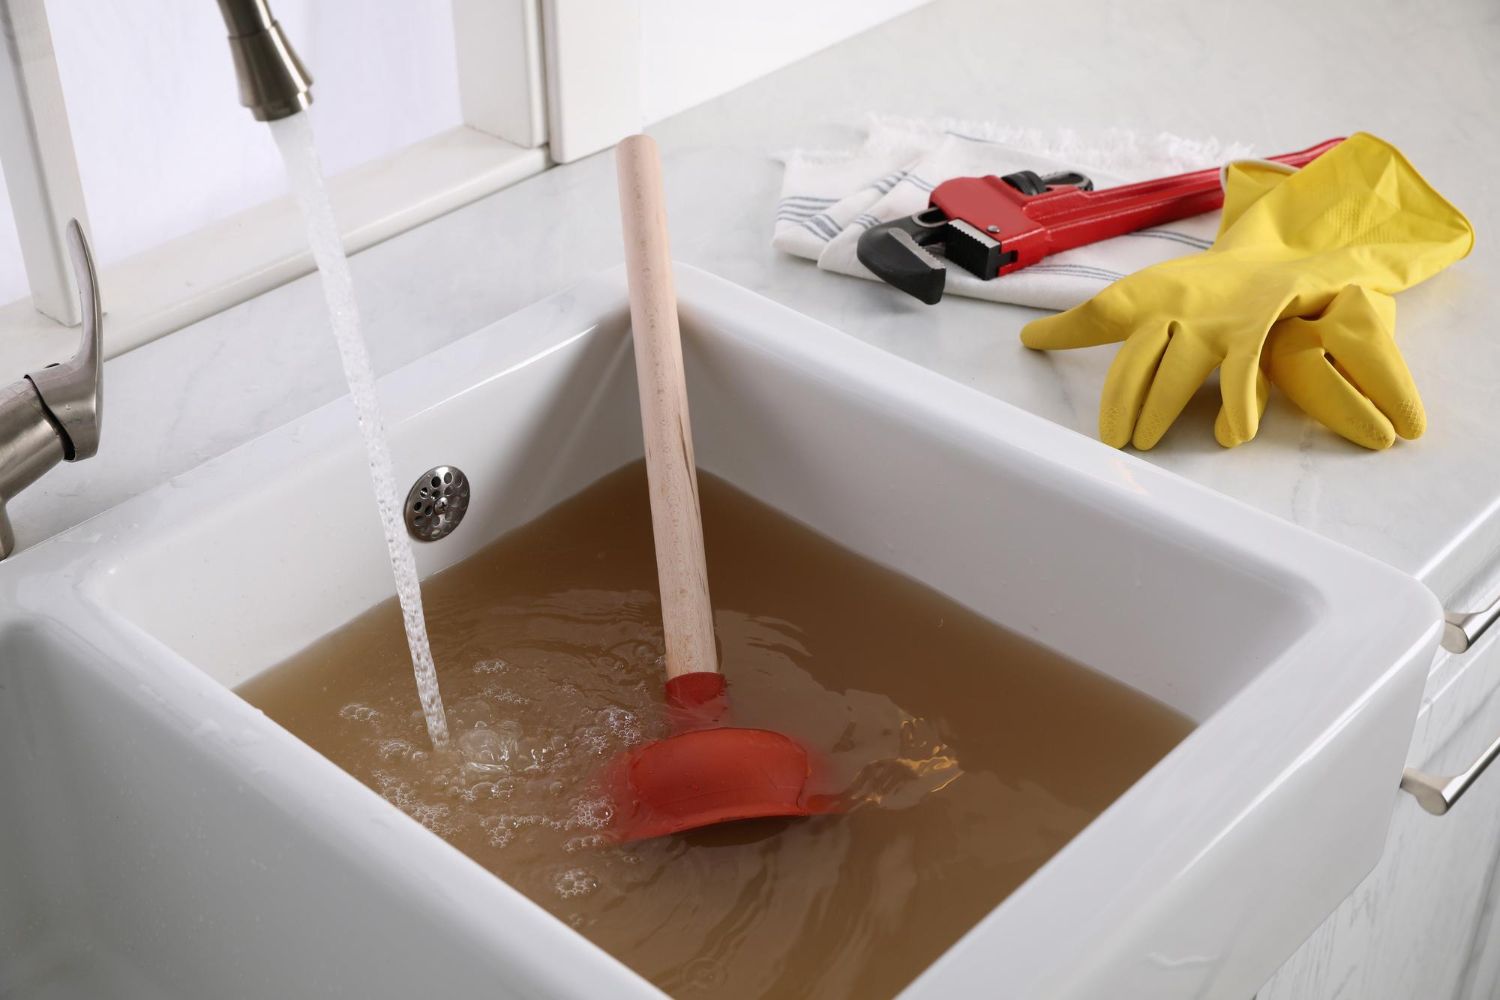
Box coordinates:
[404,466,469,542]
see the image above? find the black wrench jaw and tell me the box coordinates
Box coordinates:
[856,209,951,305]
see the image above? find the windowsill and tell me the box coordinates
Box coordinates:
[0,125,548,377]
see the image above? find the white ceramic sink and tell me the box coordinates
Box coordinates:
[0,266,1441,999]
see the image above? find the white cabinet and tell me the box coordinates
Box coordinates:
[1259,632,1500,1000]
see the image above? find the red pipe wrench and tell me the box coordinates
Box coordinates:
[856,137,1345,304]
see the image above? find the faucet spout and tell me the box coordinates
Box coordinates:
[215,0,312,121]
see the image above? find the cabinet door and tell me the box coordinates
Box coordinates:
[1258,640,1500,1000]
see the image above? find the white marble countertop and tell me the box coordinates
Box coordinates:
[10,0,1499,608]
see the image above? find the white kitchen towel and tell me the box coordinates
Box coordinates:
[774,117,1254,310]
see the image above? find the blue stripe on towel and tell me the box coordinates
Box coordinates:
[1025,262,1126,281]
[798,214,841,240]
[1125,229,1213,249]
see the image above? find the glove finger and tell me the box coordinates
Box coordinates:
[1021,297,1132,351]
[1219,341,1272,446]
[1334,350,1426,440]
[1319,289,1426,440]
[1099,325,1171,448]
[1132,333,1223,450]
[1269,334,1397,450]
[1214,368,1271,448]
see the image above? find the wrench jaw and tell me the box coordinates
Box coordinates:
[855,209,955,305]
[942,219,1013,284]
[855,207,1020,305]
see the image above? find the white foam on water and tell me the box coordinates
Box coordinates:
[553,867,599,899]
[270,112,450,749]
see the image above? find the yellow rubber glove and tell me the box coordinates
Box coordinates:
[1208,161,1427,449]
[1020,133,1474,450]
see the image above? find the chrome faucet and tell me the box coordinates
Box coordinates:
[0,221,101,560]
[214,0,314,121]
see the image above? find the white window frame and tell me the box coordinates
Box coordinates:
[0,0,87,328]
[0,0,574,363]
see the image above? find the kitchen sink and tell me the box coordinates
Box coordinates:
[0,266,1441,999]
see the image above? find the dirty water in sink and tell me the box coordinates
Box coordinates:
[239,461,1193,999]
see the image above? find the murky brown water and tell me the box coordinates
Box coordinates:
[239,460,1193,999]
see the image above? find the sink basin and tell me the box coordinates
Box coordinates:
[0,266,1440,999]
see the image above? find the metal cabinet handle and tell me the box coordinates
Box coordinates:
[1443,593,1500,653]
[1405,586,1500,814]
[1401,735,1500,816]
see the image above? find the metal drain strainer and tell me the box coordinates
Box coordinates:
[404,465,469,541]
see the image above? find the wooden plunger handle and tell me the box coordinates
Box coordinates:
[616,134,718,681]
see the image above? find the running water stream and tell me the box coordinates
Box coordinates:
[270,112,450,748]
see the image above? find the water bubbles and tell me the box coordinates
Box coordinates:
[409,801,454,834]
[449,696,500,732]
[570,795,614,831]
[375,738,415,761]
[480,811,558,849]
[553,867,599,899]
[563,833,608,853]
[373,770,456,835]
[478,815,516,849]
[457,720,522,779]
[461,780,510,804]
[523,738,568,774]
[608,639,662,668]
[474,658,509,675]
[339,703,380,723]
[601,706,642,745]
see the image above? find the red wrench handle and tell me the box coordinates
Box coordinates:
[1033,137,1346,256]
